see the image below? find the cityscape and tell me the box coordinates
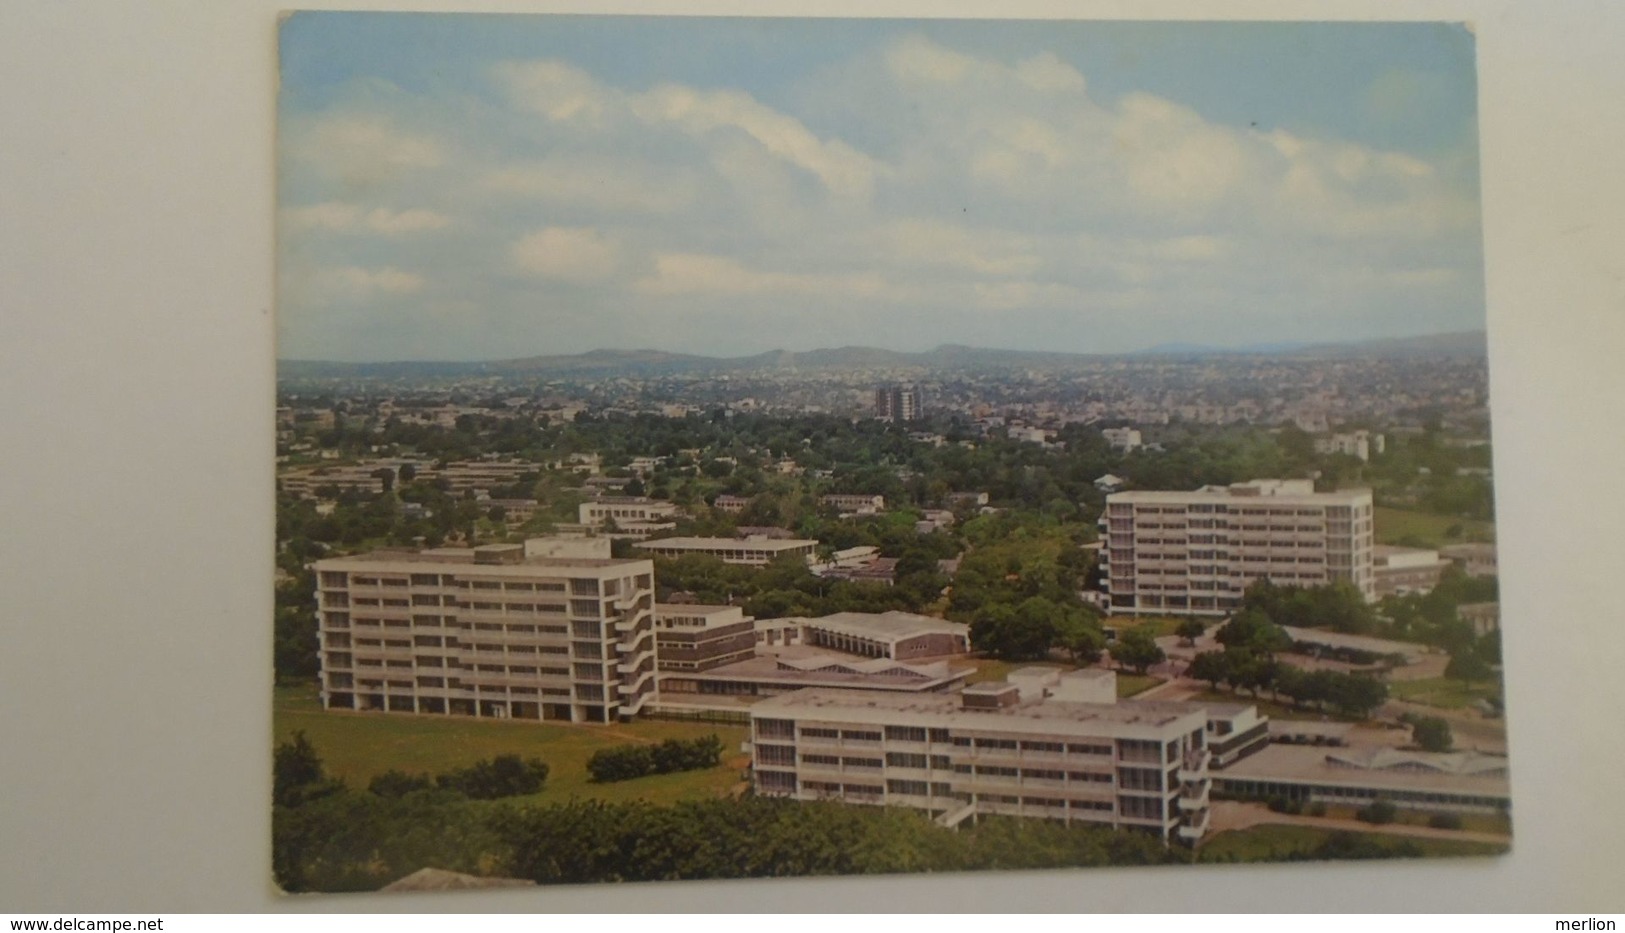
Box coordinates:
[274,14,1503,893]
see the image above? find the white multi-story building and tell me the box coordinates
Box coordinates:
[748,668,1218,843]
[1313,430,1385,462]
[312,543,657,723]
[1100,479,1375,616]
[577,497,680,539]
[1102,427,1143,453]
[819,494,885,514]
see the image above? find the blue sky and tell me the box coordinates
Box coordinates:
[277,13,1483,361]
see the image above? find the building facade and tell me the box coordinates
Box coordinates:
[653,603,757,672]
[1372,545,1452,597]
[748,679,1215,843]
[1100,479,1376,616]
[312,544,657,723]
[633,536,818,566]
[874,385,920,422]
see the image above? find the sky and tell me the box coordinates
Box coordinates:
[276,14,1484,362]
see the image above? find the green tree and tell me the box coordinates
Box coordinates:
[274,731,343,809]
[1112,626,1165,675]
[1187,650,1230,690]
[1407,715,1454,752]
[1176,618,1207,646]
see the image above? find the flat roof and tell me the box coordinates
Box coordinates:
[797,611,969,642]
[674,652,964,691]
[634,536,817,551]
[1108,487,1371,506]
[1218,743,1510,797]
[315,549,648,572]
[654,603,740,616]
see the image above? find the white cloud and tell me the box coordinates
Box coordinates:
[1112,93,1250,212]
[483,158,698,214]
[285,116,444,183]
[282,202,450,235]
[873,219,1041,277]
[511,227,622,283]
[634,252,898,301]
[495,60,615,126]
[495,58,881,200]
[286,264,426,307]
[631,84,881,200]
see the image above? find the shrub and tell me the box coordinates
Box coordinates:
[1307,801,1328,817]
[1428,812,1464,830]
[1357,799,1398,825]
[436,755,549,800]
[368,769,434,798]
[587,735,725,783]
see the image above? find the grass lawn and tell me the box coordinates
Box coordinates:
[1198,824,1508,862]
[1116,674,1162,698]
[1389,677,1502,710]
[274,683,749,807]
[1374,507,1495,549]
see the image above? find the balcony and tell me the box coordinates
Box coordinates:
[1178,812,1211,842]
[1179,748,1211,783]
[1178,785,1210,811]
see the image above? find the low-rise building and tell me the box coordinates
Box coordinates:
[653,604,757,672]
[1440,542,1498,577]
[1458,601,1500,636]
[657,650,971,713]
[1313,430,1385,462]
[712,494,750,514]
[778,611,970,660]
[1212,744,1511,814]
[578,497,681,539]
[1373,545,1452,597]
[820,493,885,514]
[634,535,819,566]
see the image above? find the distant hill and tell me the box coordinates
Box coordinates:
[277,330,1486,379]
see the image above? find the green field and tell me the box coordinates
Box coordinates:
[1198,824,1508,862]
[274,683,749,806]
[1115,674,1162,698]
[1389,676,1503,710]
[1374,507,1495,549]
